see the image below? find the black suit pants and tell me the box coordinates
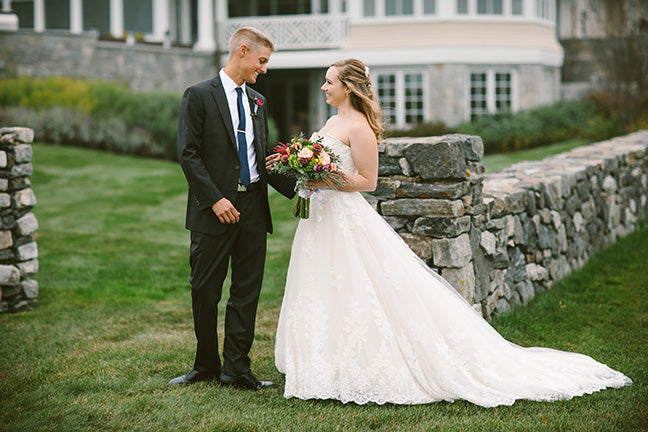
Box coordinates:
[189,189,267,376]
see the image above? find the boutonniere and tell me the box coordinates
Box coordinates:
[251,97,263,117]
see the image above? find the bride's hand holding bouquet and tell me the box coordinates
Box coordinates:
[268,134,345,218]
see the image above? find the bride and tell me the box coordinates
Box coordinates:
[273,58,631,406]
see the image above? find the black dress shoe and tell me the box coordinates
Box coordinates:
[167,369,218,386]
[219,371,275,391]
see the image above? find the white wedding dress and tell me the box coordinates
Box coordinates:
[274,132,631,406]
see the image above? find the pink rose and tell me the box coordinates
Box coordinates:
[314,164,323,172]
[318,151,331,165]
[298,147,314,160]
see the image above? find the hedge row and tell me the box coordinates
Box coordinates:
[0,77,180,158]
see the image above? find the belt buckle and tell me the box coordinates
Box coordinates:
[237,183,247,192]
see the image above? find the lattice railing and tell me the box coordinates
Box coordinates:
[219,15,350,50]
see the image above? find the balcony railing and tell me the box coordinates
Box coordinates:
[219,15,350,50]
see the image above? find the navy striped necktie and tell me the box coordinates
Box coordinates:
[235,87,250,187]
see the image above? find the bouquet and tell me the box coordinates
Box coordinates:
[270,134,345,218]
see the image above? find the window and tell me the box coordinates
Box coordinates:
[423,0,435,14]
[458,0,523,16]
[536,0,551,19]
[12,0,34,29]
[494,72,511,111]
[124,0,153,33]
[378,74,397,125]
[470,73,488,120]
[470,70,514,121]
[477,0,503,15]
[83,0,110,34]
[363,0,376,16]
[404,74,424,124]
[45,0,70,29]
[363,0,435,17]
[385,0,414,16]
[377,71,425,128]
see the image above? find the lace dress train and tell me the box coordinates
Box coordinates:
[274,133,631,406]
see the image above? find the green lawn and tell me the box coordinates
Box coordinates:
[0,143,646,432]
[482,138,589,173]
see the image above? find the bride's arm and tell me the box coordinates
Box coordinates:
[326,123,378,193]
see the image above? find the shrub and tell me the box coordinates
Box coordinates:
[0,77,179,158]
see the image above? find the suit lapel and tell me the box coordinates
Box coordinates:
[209,76,238,152]
[247,89,267,172]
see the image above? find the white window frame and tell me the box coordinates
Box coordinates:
[361,0,436,18]
[375,69,428,129]
[467,69,518,121]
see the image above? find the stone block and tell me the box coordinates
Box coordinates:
[526,263,548,281]
[412,215,471,238]
[480,230,497,255]
[396,181,470,199]
[0,127,34,143]
[13,144,33,163]
[0,230,12,249]
[8,163,33,178]
[17,259,38,277]
[431,233,472,267]
[399,233,434,260]
[399,158,413,176]
[15,212,38,236]
[0,193,10,208]
[0,264,20,285]
[20,279,38,299]
[403,139,466,181]
[378,156,402,176]
[373,178,401,199]
[381,198,464,217]
[441,262,476,301]
[12,188,36,209]
[16,242,38,261]
[0,151,6,168]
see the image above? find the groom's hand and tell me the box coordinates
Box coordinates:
[212,198,240,224]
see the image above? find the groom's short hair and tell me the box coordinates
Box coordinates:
[229,27,275,53]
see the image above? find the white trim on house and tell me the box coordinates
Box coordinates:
[261,46,563,70]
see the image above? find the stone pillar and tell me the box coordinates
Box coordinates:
[367,134,485,310]
[2,0,10,12]
[0,128,39,314]
[70,0,82,34]
[194,0,215,52]
[34,0,45,32]
[110,0,124,38]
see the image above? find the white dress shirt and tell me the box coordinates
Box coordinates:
[219,69,259,184]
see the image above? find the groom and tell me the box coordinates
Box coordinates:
[170,27,295,390]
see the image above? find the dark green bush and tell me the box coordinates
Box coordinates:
[0,77,179,158]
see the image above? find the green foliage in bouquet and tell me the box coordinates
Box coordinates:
[269,134,344,218]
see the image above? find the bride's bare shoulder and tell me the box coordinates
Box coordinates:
[349,117,376,143]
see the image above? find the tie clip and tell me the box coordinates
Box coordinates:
[237,130,246,134]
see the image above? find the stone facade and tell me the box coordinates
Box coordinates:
[368,130,648,319]
[0,127,39,313]
[0,30,217,93]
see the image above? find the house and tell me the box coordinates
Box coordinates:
[3,0,563,140]
[556,0,648,100]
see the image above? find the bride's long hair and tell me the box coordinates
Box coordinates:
[331,59,384,142]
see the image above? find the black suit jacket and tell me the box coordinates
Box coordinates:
[177,76,295,235]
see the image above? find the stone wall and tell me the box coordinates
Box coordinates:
[0,30,217,93]
[0,127,38,313]
[367,130,648,319]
